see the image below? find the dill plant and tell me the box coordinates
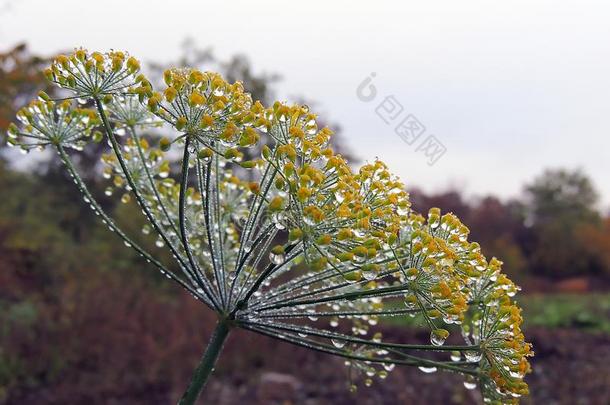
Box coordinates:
[6,49,533,404]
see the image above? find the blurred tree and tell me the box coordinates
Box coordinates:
[524,169,601,277]
[576,217,610,277]
[467,197,528,279]
[0,43,53,133]
[409,188,470,218]
[525,168,599,225]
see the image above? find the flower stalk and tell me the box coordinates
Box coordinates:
[179,319,232,405]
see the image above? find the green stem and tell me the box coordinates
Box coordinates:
[179,319,231,405]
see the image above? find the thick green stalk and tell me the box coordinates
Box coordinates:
[179,320,231,405]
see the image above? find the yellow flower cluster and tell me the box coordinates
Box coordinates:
[133,68,256,164]
[46,49,140,97]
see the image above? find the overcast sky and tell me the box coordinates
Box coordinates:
[2,0,609,209]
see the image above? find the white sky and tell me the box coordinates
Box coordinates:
[1,0,609,208]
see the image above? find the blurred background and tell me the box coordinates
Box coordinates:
[1,1,609,404]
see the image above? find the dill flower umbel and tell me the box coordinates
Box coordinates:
[6,49,532,404]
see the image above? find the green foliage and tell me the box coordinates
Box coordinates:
[525,168,599,225]
[520,294,610,333]
[386,293,610,334]
[524,169,603,277]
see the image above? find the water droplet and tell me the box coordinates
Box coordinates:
[418,366,437,374]
[463,380,477,390]
[397,206,409,216]
[331,339,346,348]
[303,216,315,226]
[450,351,461,362]
[362,269,377,281]
[430,329,448,346]
[307,315,318,322]
[272,212,286,230]
[509,370,524,378]
[334,191,345,203]
[464,351,482,362]
[269,250,285,265]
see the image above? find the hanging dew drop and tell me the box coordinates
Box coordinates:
[430,329,448,346]
[269,250,285,265]
[464,351,482,362]
[272,212,286,230]
[303,215,315,226]
[418,366,437,374]
[450,351,461,362]
[463,380,477,390]
[362,270,377,281]
[331,339,346,348]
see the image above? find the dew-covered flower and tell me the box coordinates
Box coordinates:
[106,94,162,130]
[5,49,533,404]
[134,68,255,158]
[45,49,140,98]
[6,96,98,151]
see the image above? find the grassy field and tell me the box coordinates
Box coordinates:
[518,293,610,333]
[382,293,610,334]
